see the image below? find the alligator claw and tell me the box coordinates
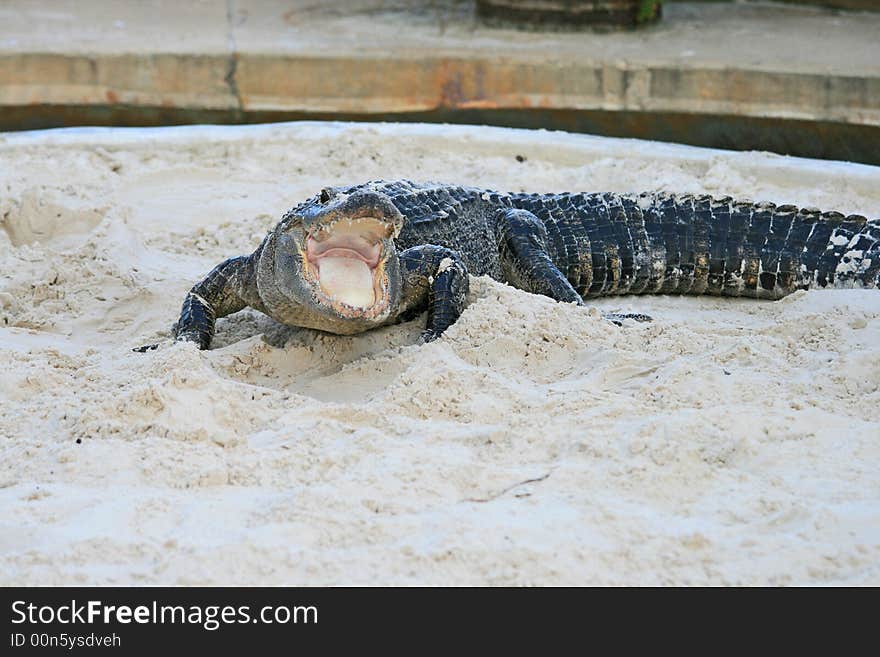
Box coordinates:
[604,312,653,326]
[420,329,441,343]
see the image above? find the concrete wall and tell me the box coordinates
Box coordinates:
[1,1,878,162]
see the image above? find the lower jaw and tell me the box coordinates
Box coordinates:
[320,296,390,320]
[313,274,392,320]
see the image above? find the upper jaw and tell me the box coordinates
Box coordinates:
[309,188,405,240]
[306,217,391,266]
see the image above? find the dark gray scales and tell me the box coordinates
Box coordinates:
[388,180,878,294]
[151,180,880,351]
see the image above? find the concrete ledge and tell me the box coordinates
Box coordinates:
[0,53,235,110]
[1,1,879,160]
[232,55,880,126]
[772,0,878,10]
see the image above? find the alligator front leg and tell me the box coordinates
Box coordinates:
[135,257,251,352]
[172,255,253,349]
[397,245,470,341]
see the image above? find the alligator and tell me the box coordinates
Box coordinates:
[148,180,880,351]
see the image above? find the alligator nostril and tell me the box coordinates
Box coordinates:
[319,188,332,203]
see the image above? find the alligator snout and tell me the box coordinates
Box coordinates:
[311,190,404,237]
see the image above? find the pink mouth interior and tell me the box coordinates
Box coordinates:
[306,234,382,267]
[304,219,391,309]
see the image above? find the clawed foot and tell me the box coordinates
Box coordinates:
[132,335,195,353]
[603,312,653,326]
[132,342,160,353]
[420,329,441,343]
[132,332,208,354]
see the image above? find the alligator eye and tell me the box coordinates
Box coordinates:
[320,188,332,203]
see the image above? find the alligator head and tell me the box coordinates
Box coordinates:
[273,186,405,327]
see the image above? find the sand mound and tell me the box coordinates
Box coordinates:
[1,122,878,585]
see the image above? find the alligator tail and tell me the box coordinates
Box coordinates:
[577,193,880,299]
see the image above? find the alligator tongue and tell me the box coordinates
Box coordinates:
[317,256,375,308]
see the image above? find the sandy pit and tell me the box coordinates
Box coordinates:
[1,122,878,585]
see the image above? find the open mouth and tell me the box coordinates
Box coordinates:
[303,217,395,315]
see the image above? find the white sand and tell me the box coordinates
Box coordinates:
[1,122,878,585]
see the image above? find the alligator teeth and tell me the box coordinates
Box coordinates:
[310,217,393,241]
[317,257,375,308]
